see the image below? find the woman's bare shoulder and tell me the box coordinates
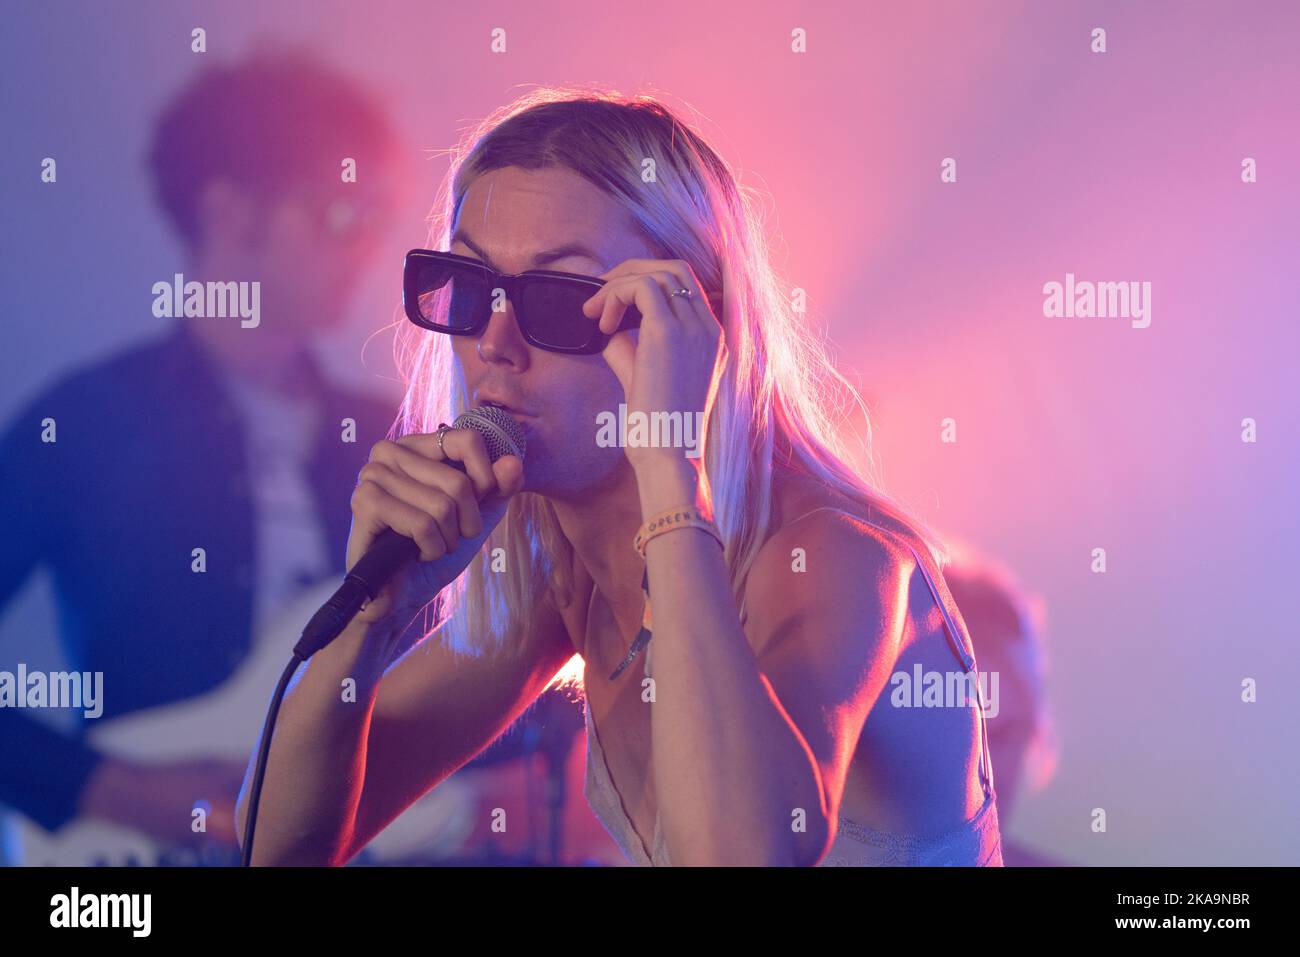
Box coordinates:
[767,467,920,560]
[740,469,917,649]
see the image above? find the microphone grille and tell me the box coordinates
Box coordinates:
[452,405,527,463]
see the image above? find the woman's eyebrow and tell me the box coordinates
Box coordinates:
[451,229,607,271]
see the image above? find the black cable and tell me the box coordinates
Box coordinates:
[239,654,304,867]
[239,565,388,865]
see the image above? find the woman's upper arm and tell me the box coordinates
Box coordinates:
[740,511,912,820]
[345,591,575,859]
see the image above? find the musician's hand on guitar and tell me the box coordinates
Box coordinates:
[80,756,249,849]
[343,428,524,662]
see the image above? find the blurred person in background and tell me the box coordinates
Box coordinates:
[0,45,416,865]
[943,538,1066,866]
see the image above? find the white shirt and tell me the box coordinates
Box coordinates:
[219,371,334,640]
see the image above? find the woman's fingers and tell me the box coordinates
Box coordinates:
[353,461,465,560]
[490,454,525,498]
[395,427,497,499]
[350,478,446,566]
[585,259,717,334]
[369,440,483,538]
[588,274,675,336]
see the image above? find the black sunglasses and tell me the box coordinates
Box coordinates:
[403,249,646,355]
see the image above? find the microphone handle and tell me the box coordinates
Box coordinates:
[293,461,468,659]
[345,527,422,604]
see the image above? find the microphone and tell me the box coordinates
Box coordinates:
[242,404,526,866]
[293,404,526,659]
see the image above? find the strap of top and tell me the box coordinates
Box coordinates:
[771,506,997,802]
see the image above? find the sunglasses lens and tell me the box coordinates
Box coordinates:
[520,278,600,350]
[407,258,490,332]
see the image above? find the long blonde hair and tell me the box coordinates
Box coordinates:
[390,85,949,662]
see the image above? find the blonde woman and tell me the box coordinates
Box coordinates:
[236,89,1003,867]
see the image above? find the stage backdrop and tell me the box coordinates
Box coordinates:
[2,0,1297,865]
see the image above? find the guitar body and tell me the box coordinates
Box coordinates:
[6,581,477,866]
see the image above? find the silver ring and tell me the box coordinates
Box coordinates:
[669,287,693,299]
[435,423,452,455]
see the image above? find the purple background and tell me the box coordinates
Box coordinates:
[2,0,1297,864]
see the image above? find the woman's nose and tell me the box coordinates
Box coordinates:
[475,302,530,368]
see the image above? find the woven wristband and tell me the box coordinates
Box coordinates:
[633,505,723,559]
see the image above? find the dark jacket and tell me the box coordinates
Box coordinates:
[0,322,399,831]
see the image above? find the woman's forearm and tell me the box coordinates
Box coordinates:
[635,456,828,866]
[234,615,390,866]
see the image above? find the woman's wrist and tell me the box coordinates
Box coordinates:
[307,614,394,696]
[633,453,705,519]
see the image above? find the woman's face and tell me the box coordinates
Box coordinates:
[449,165,657,498]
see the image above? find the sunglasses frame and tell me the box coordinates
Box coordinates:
[403,248,648,355]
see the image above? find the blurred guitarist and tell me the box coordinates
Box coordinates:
[0,46,406,864]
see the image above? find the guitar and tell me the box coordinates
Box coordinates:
[5,580,478,866]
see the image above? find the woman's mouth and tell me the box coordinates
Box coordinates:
[476,397,534,418]
[493,405,533,419]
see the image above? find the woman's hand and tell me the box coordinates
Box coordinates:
[583,258,724,472]
[344,428,524,665]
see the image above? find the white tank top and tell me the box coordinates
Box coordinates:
[581,506,1003,866]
